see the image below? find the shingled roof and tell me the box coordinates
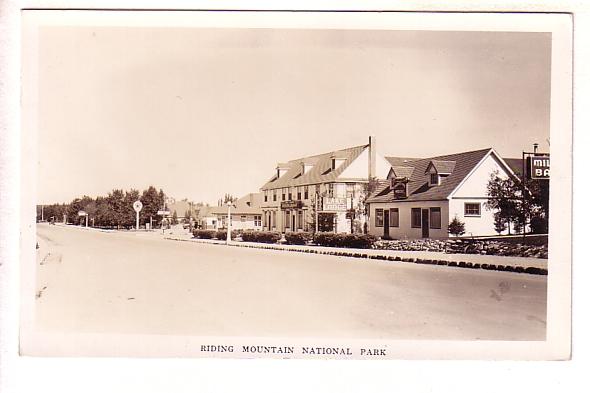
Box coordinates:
[367,148,493,203]
[260,144,368,190]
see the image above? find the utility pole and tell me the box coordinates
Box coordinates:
[227,203,232,244]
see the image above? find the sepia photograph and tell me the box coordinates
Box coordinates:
[18,10,572,359]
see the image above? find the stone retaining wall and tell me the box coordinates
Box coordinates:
[374,239,548,259]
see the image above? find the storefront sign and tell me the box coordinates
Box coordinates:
[323,197,347,211]
[392,179,408,199]
[529,156,550,179]
[281,200,302,209]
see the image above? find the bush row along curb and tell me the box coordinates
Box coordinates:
[165,237,548,276]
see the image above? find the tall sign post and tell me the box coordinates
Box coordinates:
[521,143,550,243]
[133,200,143,231]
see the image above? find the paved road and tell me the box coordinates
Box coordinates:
[34,224,547,340]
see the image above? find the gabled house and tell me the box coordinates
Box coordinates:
[259,137,392,233]
[203,193,263,231]
[366,148,520,239]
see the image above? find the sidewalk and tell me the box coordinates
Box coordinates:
[164,234,548,273]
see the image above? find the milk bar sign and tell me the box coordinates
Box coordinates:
[530,156,550,179]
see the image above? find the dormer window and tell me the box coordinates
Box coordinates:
[331,158,346,170]
[302,163,314,174]
[426,160,455,187]
[430,173,440,186]
[276,163,290,179]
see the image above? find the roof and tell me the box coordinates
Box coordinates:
[260,144,368,190]
[367,148,492,203]
[207,193,263,215]
[385,157,420,166]
[389,166,415,179]
[503,158,524,178]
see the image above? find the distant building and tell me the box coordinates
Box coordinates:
[200,193,263,231]
[166,199,198,222]
[366,148,521,239]
[259,137,392,233]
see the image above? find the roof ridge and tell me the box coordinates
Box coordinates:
[285,143,368,164]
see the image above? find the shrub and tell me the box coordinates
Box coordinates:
[215,230,228,240]
[448,216,466,237]
[241,231,282,244]
[284,232,313,245]
[313,233,377,249]
[193,229,216,239]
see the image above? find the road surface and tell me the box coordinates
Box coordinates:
[34,224,547,340]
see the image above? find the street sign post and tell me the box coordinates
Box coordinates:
[133,200,143,230]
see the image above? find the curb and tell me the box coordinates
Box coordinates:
[165,237,548,276]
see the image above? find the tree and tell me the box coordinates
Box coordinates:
[347,177,382,234]
[485,171,548,235]
[223,194,238,204]
[448,216,466,237]
[106,189,125,229]
[141,186,165,226]
[66,198,85,224]
[172,210,179,225]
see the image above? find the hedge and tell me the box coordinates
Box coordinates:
[284,232,313,245]
[241,231,282,244]
[313,233,377,249]
[193,229,216,239]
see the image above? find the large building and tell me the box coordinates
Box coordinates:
[259,137,393,233]
[366,148,520,239]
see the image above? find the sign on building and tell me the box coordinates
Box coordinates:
[280,200,303,209]
[391,178,409,199]
[323,197,347,211]
[529,156,550,179]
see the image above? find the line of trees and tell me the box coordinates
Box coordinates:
[37,186,167,229]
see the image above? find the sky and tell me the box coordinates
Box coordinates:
[35,27,551,204]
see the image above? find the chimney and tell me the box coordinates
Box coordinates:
[368,135,377,179]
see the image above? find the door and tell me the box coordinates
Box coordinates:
[383,209,390,239]
[421,208,429,238]
[292,214,296,232]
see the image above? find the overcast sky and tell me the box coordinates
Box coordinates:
[36,27,551,204]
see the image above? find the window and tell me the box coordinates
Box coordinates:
[389,208,399,227]
[430,173,439,186]
[430,207,441,229]
[273,190,277,202]
[240,215,246,222]
[327,183,334,197]
[297,210,303,229]
[464,203,481,216]
[254,215,261,226]
[411,208,422,228]
[304,186,309,200]
[282,188,286,201]
[264,194,268,202]
[346,184,355,198]
[375,208,384,227]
